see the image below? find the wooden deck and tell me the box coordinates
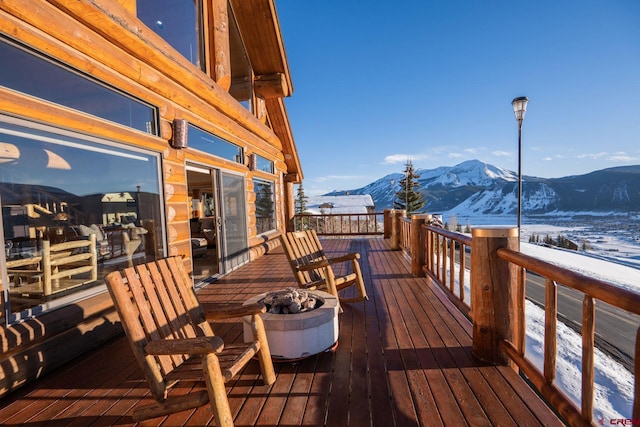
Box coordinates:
[0,238,563,426]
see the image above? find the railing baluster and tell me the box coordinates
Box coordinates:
[516,266,526,357]
[436,235,441,281]
[442,237,447,284]
[459,242,466,304]
[582,295,595,423]
[449,238,455,293]
[544,278,557,384]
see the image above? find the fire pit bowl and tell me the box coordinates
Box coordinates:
[242,289,339,360]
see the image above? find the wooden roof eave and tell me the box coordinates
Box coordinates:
[265,97,302,182]
[230,0,301,181]
[229,0,293,97]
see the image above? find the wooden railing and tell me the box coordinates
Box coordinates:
[399,216,411,254]
[497,247,640,426]
[388,211,639,426]
[293,213,384,236]
[424,225,472,316]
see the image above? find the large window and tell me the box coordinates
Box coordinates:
[137,0,204,70]
[0,37,158,134]
[254,179,276,234]
[0,117,165,323]
[189,125,244,164]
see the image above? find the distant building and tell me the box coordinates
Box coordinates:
[307,195,375,214]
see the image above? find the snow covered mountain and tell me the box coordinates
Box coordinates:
[325,160,640,216]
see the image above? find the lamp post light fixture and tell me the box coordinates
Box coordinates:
[512,96,529,243]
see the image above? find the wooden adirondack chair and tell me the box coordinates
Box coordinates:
[104,257,275,426]
[280,230,368,304]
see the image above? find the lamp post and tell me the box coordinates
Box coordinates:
[511,96,529,243]
[405,169,409,215]
[390,179,395,209]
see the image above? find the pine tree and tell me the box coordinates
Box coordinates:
[394,160,426,215]
[295,183,309,214]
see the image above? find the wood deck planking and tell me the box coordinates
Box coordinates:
[277,357,315,426]
[0,238,563,426]
[368,239,424,426]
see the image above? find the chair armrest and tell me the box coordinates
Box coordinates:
[295,259,330,272]
[328,253,360,264]
[203,302,266,321]
[145,336,224,355]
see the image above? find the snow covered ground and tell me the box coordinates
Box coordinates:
[443,213,639,422]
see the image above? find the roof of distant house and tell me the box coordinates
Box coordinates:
[306,195,375,214]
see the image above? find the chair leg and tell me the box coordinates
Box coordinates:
[251,314,276,385]
[323,269,343,313]
[351,259,368,301]
[203,353,234,427]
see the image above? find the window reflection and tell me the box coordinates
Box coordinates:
[0,37,157,134]
[255,155,274,174]
[0,119,164,321]
[254,179,276,234]
[137,0,204,70]
[189,125,244,164]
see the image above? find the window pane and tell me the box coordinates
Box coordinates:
[0,37,157,134]
[256,155,274,174]
[137,0,203,70]
[254,179,276,234]
[0,119,165,322]
[189,125,244,164]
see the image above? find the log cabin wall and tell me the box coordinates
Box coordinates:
[0,0,301,397]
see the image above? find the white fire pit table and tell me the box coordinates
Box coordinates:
[242,289,339,360]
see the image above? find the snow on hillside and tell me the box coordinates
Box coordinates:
[447,188,517,215]
[428,159,517,187]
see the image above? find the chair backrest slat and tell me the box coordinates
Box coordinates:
[282,230,328,285]
[123,263,182,376]
[164,257,214,336]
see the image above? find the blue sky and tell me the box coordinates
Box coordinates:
[277,1,640,195]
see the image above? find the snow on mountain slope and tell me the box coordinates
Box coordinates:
[325,160,640,216]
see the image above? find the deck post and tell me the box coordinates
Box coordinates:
[470,226,519,366]
[284,180,295,232]
[390,209,405,250]
[410,214,431,277]
[383,209,392,238]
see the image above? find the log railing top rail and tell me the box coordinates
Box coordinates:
[425,224,473,245]
[498,247,640,315]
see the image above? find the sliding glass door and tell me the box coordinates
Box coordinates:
[220,172,248,271]
[187,165,248,281]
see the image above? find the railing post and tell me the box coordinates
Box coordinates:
[390,209,405,250]
[471,226,519,366]
[383,209,392,238]
[410,214,431,277]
